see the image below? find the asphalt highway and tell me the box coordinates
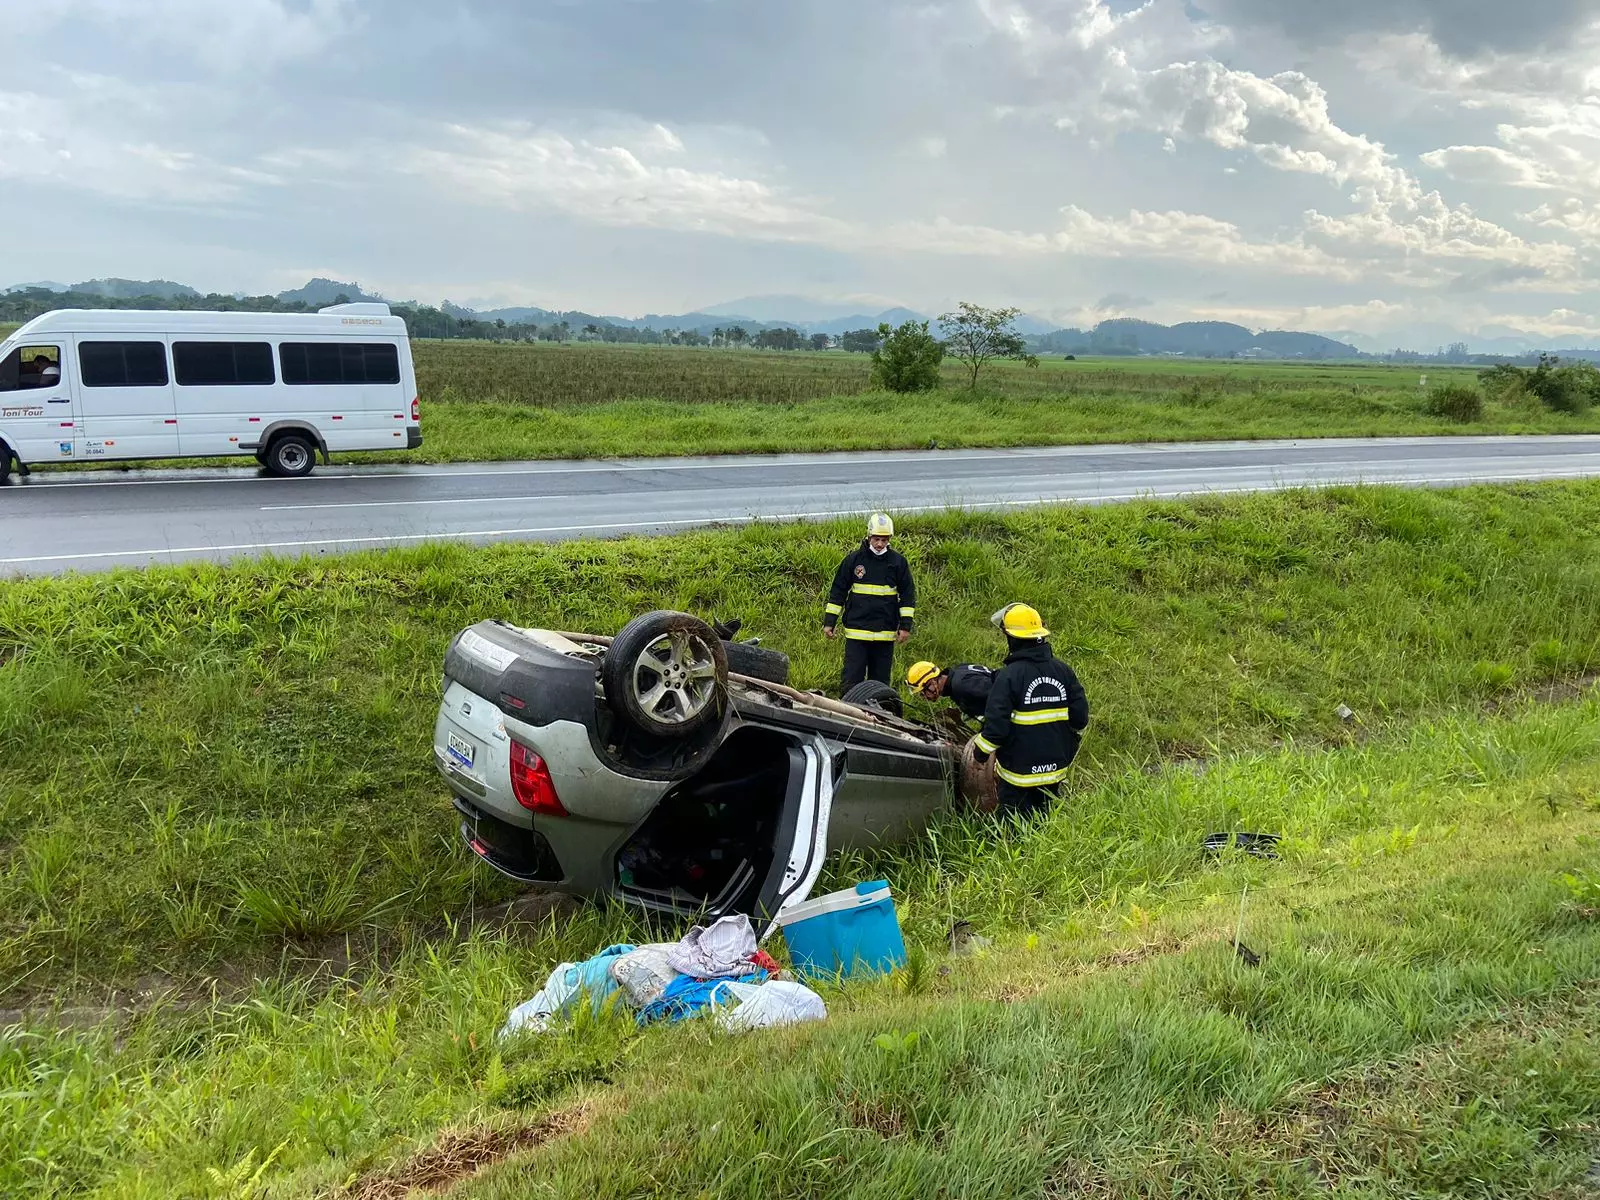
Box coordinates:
[5,435,1600,575]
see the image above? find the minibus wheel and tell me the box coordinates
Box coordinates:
[263,433,317,478]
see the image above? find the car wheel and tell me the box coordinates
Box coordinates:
[263,433,317,478]
[0,444,12,485]
[958,737,1000,813]
[603,610,728,739]
[842,679,904,717]
[723,639,790,685]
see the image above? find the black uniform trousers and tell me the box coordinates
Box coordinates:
[841,639,895,691]
[995,779,1059,821]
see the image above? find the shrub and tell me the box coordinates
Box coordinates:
[870,320,944,393]
[1423,384,1484,423]
[1483,354,1600,415]
[1527,355,1594,414]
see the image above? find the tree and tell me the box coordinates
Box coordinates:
[809,333,831,351]
[755,326,803,351]
[939,302,1038,389]
[727,325,748,348]
[871,320,944,393]
[839,328,881,354]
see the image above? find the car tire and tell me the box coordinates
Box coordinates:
[603,610,728,739]
[958,737,1000,813]
[842,679,905,717]
[263,433,317,478]
[723,640,790,685]
[0,443,12,485]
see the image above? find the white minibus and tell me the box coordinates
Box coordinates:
[0,302,420,481]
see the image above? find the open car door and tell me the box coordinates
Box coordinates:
[750,734,835,940]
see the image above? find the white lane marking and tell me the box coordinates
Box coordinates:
[6,468,1598,566]
[259,494,570,512]
[16,435,1600,490]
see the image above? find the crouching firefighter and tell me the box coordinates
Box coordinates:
[906,660,996,723]
[972,603,1089,819]
[823,512,917,691]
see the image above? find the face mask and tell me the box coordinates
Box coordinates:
[870,544,888,555]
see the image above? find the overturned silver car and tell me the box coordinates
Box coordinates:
[433,610,983,927]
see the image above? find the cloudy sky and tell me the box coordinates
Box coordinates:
[2,0,1598,345]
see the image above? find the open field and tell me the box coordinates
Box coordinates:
[404,344,1597,459]
[9,337,1599,469]
[5,481,1600,1000]
[5,696,1597,1197]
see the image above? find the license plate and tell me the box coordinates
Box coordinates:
[447,731,476,768]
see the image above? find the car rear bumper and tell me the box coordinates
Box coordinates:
[452,795,563,882]
[406,426,422,449]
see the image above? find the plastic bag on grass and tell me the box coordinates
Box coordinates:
[711,979,827,1031]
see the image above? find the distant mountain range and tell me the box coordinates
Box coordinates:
[1037,318,1360,359]
[6,277,1597,359]
[2,277,201,301]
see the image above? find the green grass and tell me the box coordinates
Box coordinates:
[5,483,1600,1000]
[14,341,1599,473]
[399,346,1595,459]
[5,697,1597,1198]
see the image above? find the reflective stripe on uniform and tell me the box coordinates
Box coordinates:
[973,734,998,754]
[850,583,898,596]
[824,603,844,616]
[995,763,1071,786]
[1010,707,1073,726]
[899,607,916,618]
[842,627,898,641]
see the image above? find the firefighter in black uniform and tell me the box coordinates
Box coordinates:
[972,602,1089,819]
[906,660,996,723]
[823,512,917,691]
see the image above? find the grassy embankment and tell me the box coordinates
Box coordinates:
[8,689,1600,1195]
[389,345,1600,459]
[10,337,1599,470]
[4,482,1600,996]
[4,483,1600,1196]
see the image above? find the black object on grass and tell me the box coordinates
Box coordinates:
[1203,831,1282,860]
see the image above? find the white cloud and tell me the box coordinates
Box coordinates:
[977,0,1592,291]
[1420,145,1555,189]
[1,0,1597,346]
[0,81,281,203]
[403,123,849,243]
[1523,198,1600,241]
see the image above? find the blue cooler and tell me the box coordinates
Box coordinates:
[777,880,907,979]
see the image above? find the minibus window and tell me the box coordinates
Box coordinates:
[80,342,170,387]
[174,342,275,386]
[0,345,62,391]
[279,342,400,385]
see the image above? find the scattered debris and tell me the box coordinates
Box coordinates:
[1202,831,1282,859]
[1334,703,1355,723]
[1234,942,1262,968]
[498,921,825,1037]
[947,920,992,956]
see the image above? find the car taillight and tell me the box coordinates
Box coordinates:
[411,396,420,422]
[509,740,566,816]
